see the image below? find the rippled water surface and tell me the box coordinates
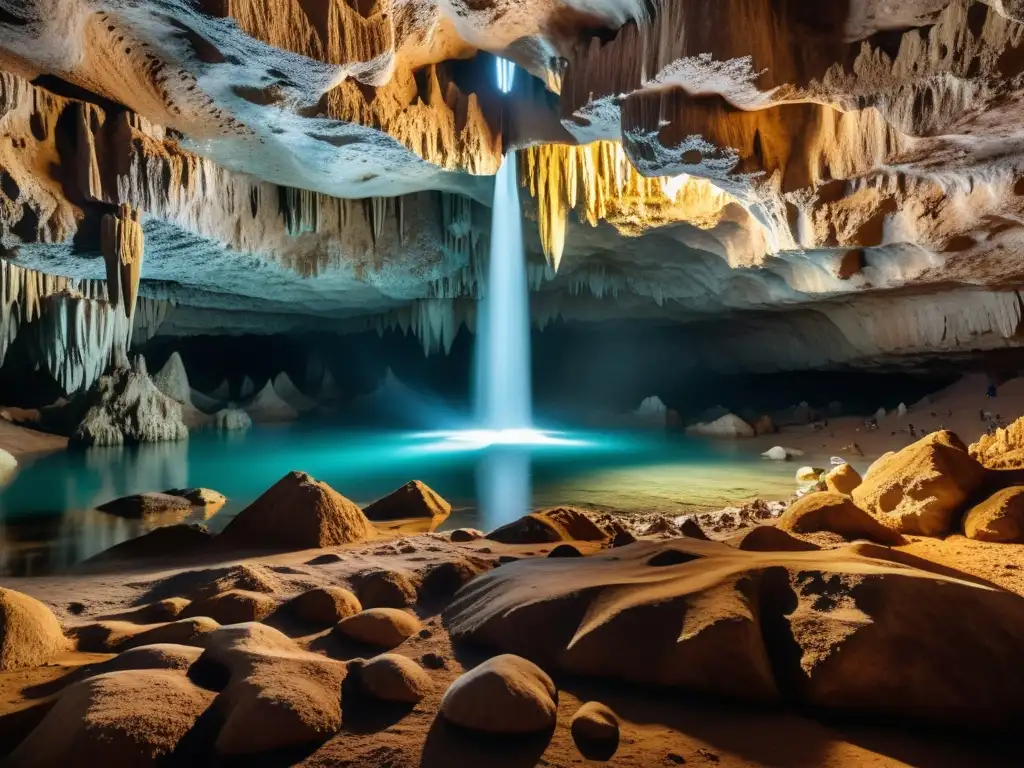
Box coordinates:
[0,425,804,575]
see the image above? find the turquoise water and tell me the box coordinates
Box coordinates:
[0,426,800,575]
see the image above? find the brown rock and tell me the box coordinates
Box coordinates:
[964,486,1024,543]
[335,608,421,648]
[824,463,862,495]
[163,487,226,506]
[571,701,619,743]
[548,544,583,558]
[99,643,204,673]
[8,669,215,766]
[87,523,213,563]
[680,517,710,540]
[419,559,487,601]
[351,568,418,608]
[363,480,451,522]
[182,589,277,625]
[220,471,373,550]
[96,491,192,518]
[287,586,362,625]
[852,431,985,536]
[440,654,557,734]
[359,653,432,703]
[733,525,820,552]
[450,528,484,543]
[487,507,607,544]
[0,587,68,671]
[778,492,906,546]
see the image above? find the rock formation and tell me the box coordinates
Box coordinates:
[686,414,755,438]
[0,587,68,670]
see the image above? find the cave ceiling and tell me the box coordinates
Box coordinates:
[4,0,1024,384]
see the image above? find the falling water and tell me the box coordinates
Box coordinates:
[475,151,532,431]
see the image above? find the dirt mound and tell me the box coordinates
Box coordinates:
[824,463,862,495]
[141,563,282,603]
[199,622,347,755]
[419,558,489,602]
[0,587,68,671]
[852,431,985,536]
[487,507,607,544]
[963,486,1024,543]
[102,597,191,624]
[181,589,277,624]
[88,524,213,563]
[287,586,362,626]
[970,416,1024,468]
[335,608,420,648]
[363,480,451,522]
[778,492,906,546]
[96,491,192,518]
[7,669,215,767]
[351,568,419,608]
[441,654,557,734]
[100,643,204,673]
[357,653,432,704]
[733,525,820,552]
[445,539,1024,729]
[221,471,373,550]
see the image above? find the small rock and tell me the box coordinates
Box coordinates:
[359,653,432,704]
[450,528,484,543]
[440,654,557,734]
[335,609,421,648]
[421,652,447,670]
[571,701,619,743]
[287,586,362,625]
[351,569,419,609]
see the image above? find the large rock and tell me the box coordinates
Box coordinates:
[824,463,862,495]
[358,653,432,704]
[440,654,557,734]
[287,586,362,626]
[71,359,188,446]
[685,414,755,438]
[970,416,1024,469]
[778,492,906,546]
[221,471,373,550]
[198,623,347,755]
[87,523,213,563]
[335,608,420,648]
[732,525,820,552]
[852,431,985,536]
[0,587,68,670]
[963,486,1024,543]
[7,669,216,767]
[363,480,452,523]
[152,351,191,405]
[487,507,607,544]
[96,491,192,518]
[444,539,1024,729]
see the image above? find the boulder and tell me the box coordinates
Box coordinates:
[824,464,862,495]
[795,466,825,483]
[0,587,68,670]
[487,507,606,544]
[571,701,619,745]
[964,487,1024,543]
[852,431,985,536]
[685,414,755,438]
[444,538,1024,729]
[87,524,213,563]
[287,586,362,625]
[419,559,489,601]
[99,643,204,673]
[450,528,484,543]
[970,416,1024,469]
[733,525,820,552]
[7,669,216,766]
[778,492,906,546]
[221,471,373,550]
[164,487,225,506]
[358,653,432,703]
[363,480,451,523]
[350,569,419,608]
[96,491,192,518]
[335,608,420,648]
[72,359,188,446]
[182,589,277,624]
[440,654,557,734]
[152,351,192,405]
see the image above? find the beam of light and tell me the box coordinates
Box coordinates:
[495,57,516,93]
[410,429,590,452]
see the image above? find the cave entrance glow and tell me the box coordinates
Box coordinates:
[495,57,515,92]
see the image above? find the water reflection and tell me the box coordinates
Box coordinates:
[476,446,531,533]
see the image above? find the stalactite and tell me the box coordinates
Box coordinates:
[100,204,145,339]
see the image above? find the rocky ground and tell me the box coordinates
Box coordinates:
[4,421,1024,766]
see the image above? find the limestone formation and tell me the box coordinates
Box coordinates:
[970,416,1024,469]
[152,352,192,405]
[272,371,318,413]
[221,471,373,550]
[212,408,252,431]
[853,431,985,536]
[71,358,189,446]
[244,381,299,424]
[440,654,557,734]
[685,414,755,439]
[0,587,68,671]
[825,464,863,496]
